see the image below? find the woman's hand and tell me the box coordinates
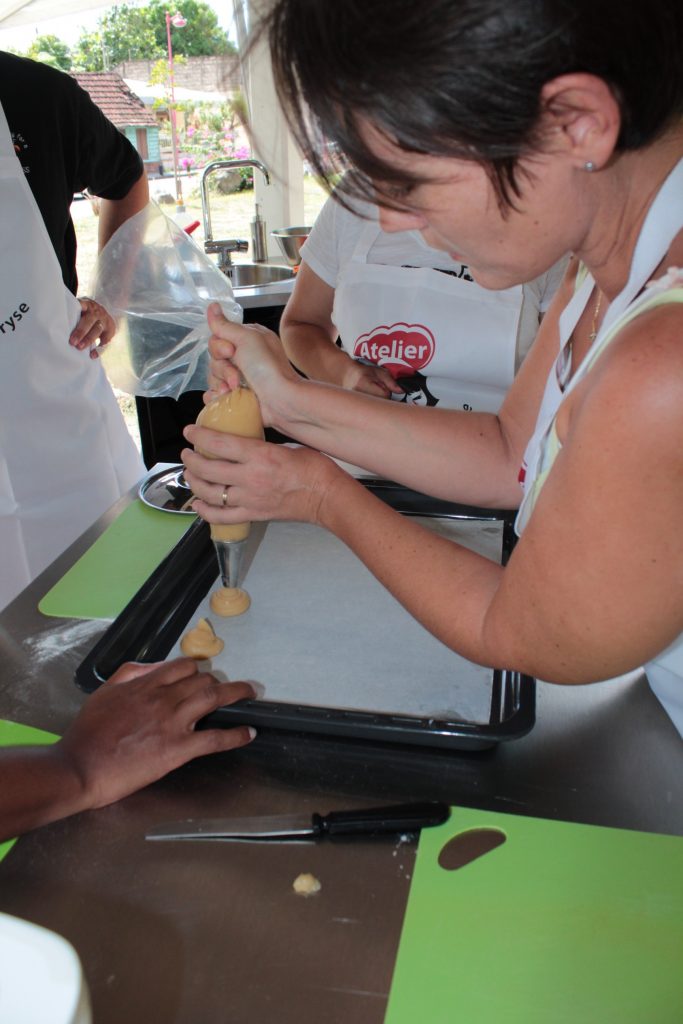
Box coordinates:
[58,658,256,810]
[181,430,344,529]
[206,303,301,423]
[70,297,116,359]
[342,359,404,398]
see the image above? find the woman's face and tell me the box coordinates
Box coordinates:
[362,123,587,289]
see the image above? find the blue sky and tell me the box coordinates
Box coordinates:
[0,1,236,52]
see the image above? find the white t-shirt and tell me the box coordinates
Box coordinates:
[301,196,567,372]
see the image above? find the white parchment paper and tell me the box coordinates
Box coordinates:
[169,517,503,724]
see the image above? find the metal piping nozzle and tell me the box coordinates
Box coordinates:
[213,538,247,590]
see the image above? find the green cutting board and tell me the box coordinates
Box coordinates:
[38,501,193,620]
[386,806,683,1024]
[0,720,60,863]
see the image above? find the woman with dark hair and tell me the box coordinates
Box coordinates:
[182,0,683,735]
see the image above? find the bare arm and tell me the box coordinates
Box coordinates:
[202,286,566,506]
[279,261,347,381]
[203,253,575,504]
[184,304,683,686]
[321,314,683,682]
[0,659,254,843]
[69,172,149,358]
[280,261,402,397]
[97,171,149,252]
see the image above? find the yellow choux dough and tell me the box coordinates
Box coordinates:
[180,618,224,659]
[195,389,264,544]
[210,586,251,617]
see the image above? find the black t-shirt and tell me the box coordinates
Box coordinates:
[0,52,143,294]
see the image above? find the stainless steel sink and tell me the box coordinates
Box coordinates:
[226,263,295,288]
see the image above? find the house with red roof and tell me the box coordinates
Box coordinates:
[72,71,162,176]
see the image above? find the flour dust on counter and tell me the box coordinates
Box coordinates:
[24,618,108,669]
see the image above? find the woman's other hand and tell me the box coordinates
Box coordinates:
[205,303,300,423]
[342,359,404,398]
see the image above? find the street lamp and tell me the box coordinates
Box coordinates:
[166,10,187,214]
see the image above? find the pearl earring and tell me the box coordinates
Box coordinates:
[584,160,596,172]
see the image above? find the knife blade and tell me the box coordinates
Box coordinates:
[145,801,450,842]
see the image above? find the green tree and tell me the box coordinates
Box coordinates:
[73,4,160,70]
[101,4,161,65]
[72,31,106,72]
[147,0,236,57]
[148,53,187,106]
[25,34,72,70]
[72,1,235,71]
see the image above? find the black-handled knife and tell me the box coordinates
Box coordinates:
[145,801,450,842]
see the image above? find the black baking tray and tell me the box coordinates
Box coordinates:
[75,481,535,751]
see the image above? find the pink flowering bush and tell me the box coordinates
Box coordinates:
[175,101,251,179]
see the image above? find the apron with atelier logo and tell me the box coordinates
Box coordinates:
[332,220,523,410]
[0,101,144,610]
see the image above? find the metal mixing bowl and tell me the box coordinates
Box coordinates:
[271,227,312,266]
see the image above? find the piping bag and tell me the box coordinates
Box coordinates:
[195,386,264,589]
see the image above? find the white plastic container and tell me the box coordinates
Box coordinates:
[0,912,91,1024]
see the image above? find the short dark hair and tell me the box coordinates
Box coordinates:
[264,0,683,207]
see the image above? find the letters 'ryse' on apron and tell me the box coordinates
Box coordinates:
[0,100,143,610]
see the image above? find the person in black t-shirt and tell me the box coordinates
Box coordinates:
[0,52,149,609]
[0,51,149,357]
[0,56,259,842]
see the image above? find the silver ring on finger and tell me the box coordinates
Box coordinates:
[221,486,230,508]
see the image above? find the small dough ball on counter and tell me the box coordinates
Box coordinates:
[210,586,251,617]
[180,618,224,659]
[293,873,322,897]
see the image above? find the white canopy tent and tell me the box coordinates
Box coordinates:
[0,0,109,29]
[0,0,305,250]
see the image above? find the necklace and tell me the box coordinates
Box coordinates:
[557,286,604,391]
[589,289,603,341]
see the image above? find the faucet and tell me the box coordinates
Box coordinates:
[200,158,271,270]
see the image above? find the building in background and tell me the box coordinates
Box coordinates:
[72,70,162,176]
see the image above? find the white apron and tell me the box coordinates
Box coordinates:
[332,221,523,411]
[0,101,144,610]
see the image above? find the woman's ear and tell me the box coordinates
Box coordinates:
[540,73,621,172]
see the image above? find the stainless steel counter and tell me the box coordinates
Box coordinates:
[234,276,295,310]
[0,492,681,1024]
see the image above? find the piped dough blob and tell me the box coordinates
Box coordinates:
[210,586,251,617]
[293,873,321,897]
[180,618,224,659]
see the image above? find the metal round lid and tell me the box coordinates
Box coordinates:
[138,464,194,514]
